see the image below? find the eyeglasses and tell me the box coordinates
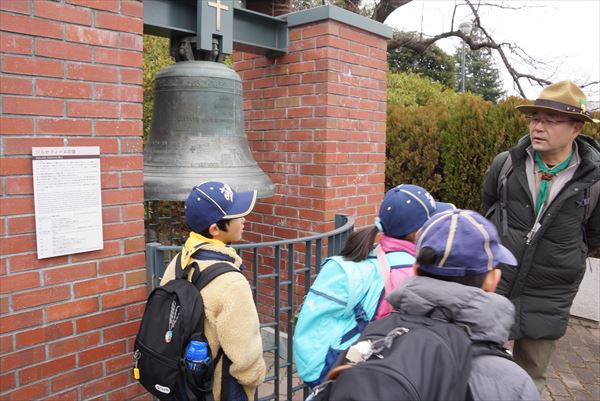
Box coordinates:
[526,116,573,128]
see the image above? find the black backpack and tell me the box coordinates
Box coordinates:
[134,255,239,401]
[310,310,512,401]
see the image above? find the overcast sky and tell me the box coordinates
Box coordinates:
[384,0,600,102]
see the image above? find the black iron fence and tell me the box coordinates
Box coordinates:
[145,214,355,401]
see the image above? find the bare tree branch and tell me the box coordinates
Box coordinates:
[463,0,551,97]
[383,0,554,97]
[388,30,496,53]
[371,0,413,23]
[470,2,541,10]
[309,0,597,97]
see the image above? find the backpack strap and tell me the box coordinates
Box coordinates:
[174,251,199,281]
[320,257,377,345]
[470,341,514,361]
[185,348,224,401]
[175,248,240,285]
[496,152,513,238]
[485,152,513,236]
[186,261,241,339]
[219,350,249,401]
[192,262,240,291]
[174,252,185,279]
[174,253,204,283]
[340,303,370,344]
[186,262,241,401]
[583,180,600,224]
[375,245,392,296]
[496,152,513,198]
[465,341,513,401]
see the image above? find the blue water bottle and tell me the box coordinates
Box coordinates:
[185,340,210,374]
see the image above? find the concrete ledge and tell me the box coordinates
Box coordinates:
[284,5,393,39]
[261,327,289,360]
[570,257,600,325]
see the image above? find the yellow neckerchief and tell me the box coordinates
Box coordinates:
[180,232,225,270]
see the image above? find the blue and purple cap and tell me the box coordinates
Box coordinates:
[416,209,518,277]
[185,181,257,233]
[376,184,455,238]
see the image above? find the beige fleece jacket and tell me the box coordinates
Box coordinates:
[160,243,266,400]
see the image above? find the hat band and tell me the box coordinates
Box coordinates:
[534,99,592,118]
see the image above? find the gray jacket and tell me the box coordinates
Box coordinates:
[387,276,539,401]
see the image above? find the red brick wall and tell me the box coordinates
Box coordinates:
[234,20,388,242]
[1,2,389,397]
[0,1,148,400]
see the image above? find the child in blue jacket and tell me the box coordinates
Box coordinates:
[293,184,454,387]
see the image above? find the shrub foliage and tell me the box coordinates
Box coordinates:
[143,35,174,142]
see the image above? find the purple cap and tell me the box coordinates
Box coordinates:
[416,209,518,277]
[377,184,456,238]
[185,181,257,233]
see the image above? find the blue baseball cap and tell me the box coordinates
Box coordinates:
[416,209,518,277]
[377,184,455,238]
[185,181,257,233]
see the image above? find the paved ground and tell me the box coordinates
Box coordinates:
[260,317,599,401]
[541,318,599,401]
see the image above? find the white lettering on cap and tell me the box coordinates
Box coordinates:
[220,184,234,202]
[425,191,436,209]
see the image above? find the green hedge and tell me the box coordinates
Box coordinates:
[143,35,174,142]
[386,72,600,211]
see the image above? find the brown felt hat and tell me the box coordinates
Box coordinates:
[516,80,599,123]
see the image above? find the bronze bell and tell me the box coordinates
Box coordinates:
[144,61,274,201]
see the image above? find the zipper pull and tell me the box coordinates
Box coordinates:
[525,221,541,245]
[133,349,140,380]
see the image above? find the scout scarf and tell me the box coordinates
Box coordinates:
[534,150,573,215]
[180,232,237,269]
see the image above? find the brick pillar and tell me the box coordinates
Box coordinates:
[234,17,389,242]
[0,1,148,400]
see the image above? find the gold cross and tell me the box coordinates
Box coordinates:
[207,0,230,32]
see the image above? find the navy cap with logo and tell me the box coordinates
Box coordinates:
[376,184,455,238]
[416,209,518,277]
[185,181,257,233]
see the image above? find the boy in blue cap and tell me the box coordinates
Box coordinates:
[160,182,265,401]
[387,209,539,400]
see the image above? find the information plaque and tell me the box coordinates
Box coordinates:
[32,147,104,259]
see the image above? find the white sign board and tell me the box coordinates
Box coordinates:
[32,147,104,259]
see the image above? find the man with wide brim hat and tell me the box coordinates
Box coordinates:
[482,80,600,393]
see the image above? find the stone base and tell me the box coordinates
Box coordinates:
[570,258,600,323]
[261,327,289,360]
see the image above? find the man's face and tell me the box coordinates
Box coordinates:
[528,112,582,157]
[214,217,245,243]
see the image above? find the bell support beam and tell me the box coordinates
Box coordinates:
[231,7,288,56]
[143,0,288,56]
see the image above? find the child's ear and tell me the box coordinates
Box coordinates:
[208,223,220,237]
[482,269,502,292]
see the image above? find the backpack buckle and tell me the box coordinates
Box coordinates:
[576,198,590,207]
[346,340,374,363]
